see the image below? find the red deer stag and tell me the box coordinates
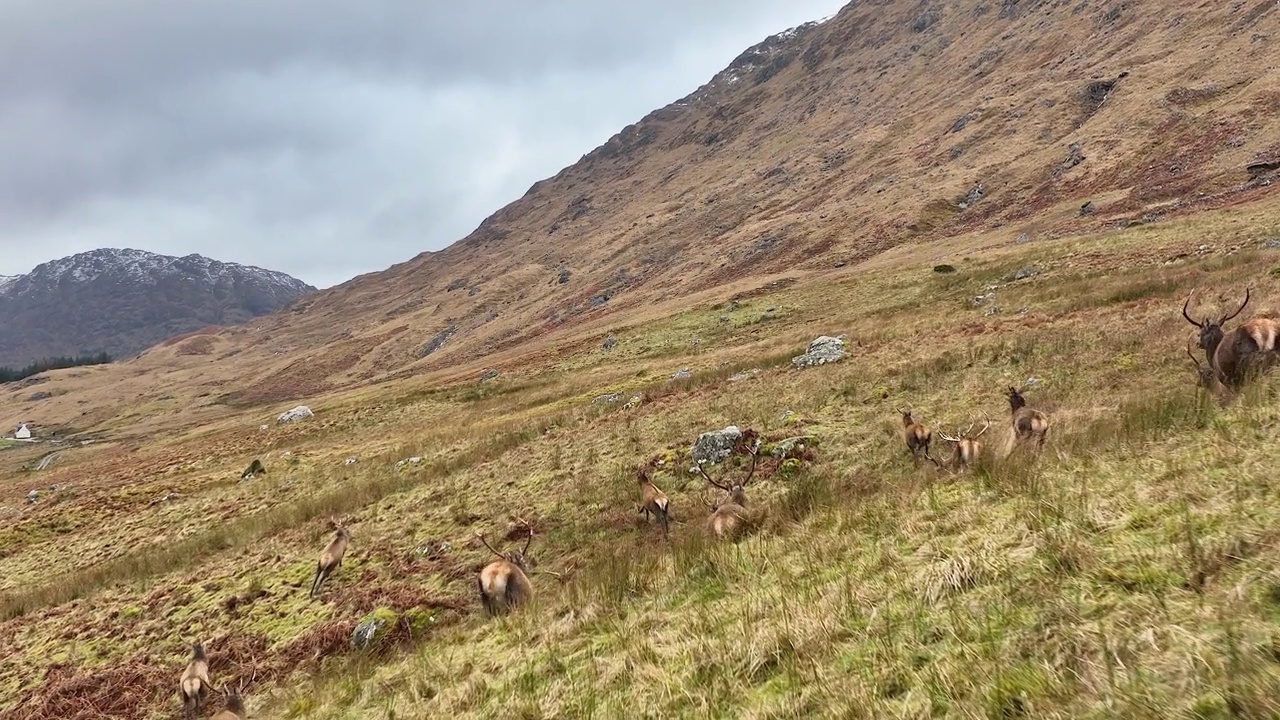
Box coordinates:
[695,430,759,539]
[476,519,535,616]
[1185,340,1215,391]
[936,414,990,470]
[210,671,255,720]
[1183,287,1280,389]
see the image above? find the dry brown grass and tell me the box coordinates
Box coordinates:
[5,198,1280,717]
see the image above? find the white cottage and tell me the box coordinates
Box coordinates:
[14,423,32,440]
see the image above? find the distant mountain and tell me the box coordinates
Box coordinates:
[0,248,315,367]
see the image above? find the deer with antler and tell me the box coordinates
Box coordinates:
[1183,286,1280,390]
[476,519,535,615]
[1185,340,1215,391]
[309,518,351,600]
[936,414,990,470]
[211,670,256,720]
[695,429,760,539]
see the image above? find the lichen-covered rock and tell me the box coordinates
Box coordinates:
[594,392,623,404]
[276,406,313,424]
[691,425,742,465]
[395,456,423,471]
[351,607,399,651]
[769,435,817,459]
[778,458,804,480]
[791,336,847,369]
[624,394,644,410]
[670,368,692,381]
[402,607,441,636]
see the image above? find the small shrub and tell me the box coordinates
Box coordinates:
[933,264,957,273]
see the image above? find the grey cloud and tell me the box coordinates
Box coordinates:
[0,0,845,288]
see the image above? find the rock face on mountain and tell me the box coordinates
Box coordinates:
[0,249,314,367]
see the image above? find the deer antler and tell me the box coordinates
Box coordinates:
[973,413,991,439]
[694,462,733,492]
[1182,291,1203,328]
[1186,339,1204,367]
[474,532,505,559]
[936,429,959,442]
[237,668,258,695]
[517,516,534,555]
[740,438,760,487]
[1221,285,1251,324]
[702,489,720,511]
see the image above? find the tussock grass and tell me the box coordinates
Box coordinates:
[0,417,564,620]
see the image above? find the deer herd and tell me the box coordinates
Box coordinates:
[173,287,1278,716]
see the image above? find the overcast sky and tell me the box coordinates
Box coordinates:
[0,1,845,289]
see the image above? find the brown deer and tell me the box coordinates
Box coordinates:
[1185,340,1215,391]
[1183,287,1280,389]
[936,415,990,470]
[1007,387,1049,451]
[695,431,759,539]
[637,468,670,537]
[210,672,255,720]
[177,642,211,720]
[309,519,351,599]
[239,458,266,480]
[476,519,535,616]
[900,410,937,467]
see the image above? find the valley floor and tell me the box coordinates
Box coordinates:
[6,200,1280,718]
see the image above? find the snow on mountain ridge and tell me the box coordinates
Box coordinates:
[676,15,834,106]
[5,248,314,296]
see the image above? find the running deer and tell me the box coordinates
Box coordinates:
[1183,287,1280,389]
[900,409,938,467]
[476,519,535,616]
[177,642,211,720]
[309,519,350,599]
[1007,387,1049,451]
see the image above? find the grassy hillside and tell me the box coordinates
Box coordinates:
[8,0,1280,444]
[6,196,1280,718]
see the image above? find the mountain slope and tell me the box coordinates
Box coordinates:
[6,0,1280,431]
[172,0,1280,392]
[0,249,315,367]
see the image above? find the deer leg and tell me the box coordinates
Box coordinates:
[477,577,494,616]
[310,565,330,599]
